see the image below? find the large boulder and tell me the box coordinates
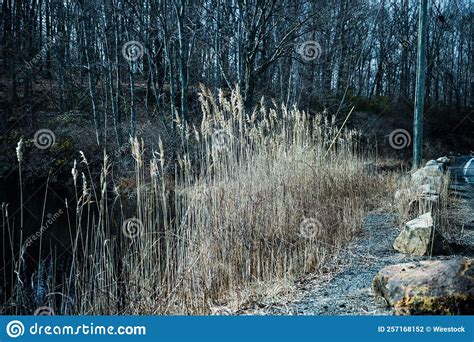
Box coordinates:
[411,169,426,185]
[372,258,474,315]
[394,188,414,201]
[393,212,447,256]
[426,176,442,192]
[423,165,443,177]
[411,169,443,192]
[394,184,438,202]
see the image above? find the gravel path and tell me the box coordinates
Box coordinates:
[279,212,423,315]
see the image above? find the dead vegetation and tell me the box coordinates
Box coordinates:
[3,88,399,314]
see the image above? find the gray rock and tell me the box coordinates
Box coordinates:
[423,164,443,177]
[394,182,440,206]
[416,183,439,196]
[411,169,427,185]
[372,258,474,315]
[420,193,440,203]
[419,194,440,212]
[394,188,416,201]
[395,184,438,202]
[393,212,447,256]
[411,169,443,192]
[436,156,450,164]
[426,176,443,192]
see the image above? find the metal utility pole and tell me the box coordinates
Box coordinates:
[413,0,428,169]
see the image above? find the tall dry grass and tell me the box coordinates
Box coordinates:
[3,87,394,314]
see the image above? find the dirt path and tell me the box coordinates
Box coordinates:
[269,212,423,315]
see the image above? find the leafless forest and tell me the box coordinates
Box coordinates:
[1,0,472,137]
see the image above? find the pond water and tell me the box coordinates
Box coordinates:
[0,177,76,309]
